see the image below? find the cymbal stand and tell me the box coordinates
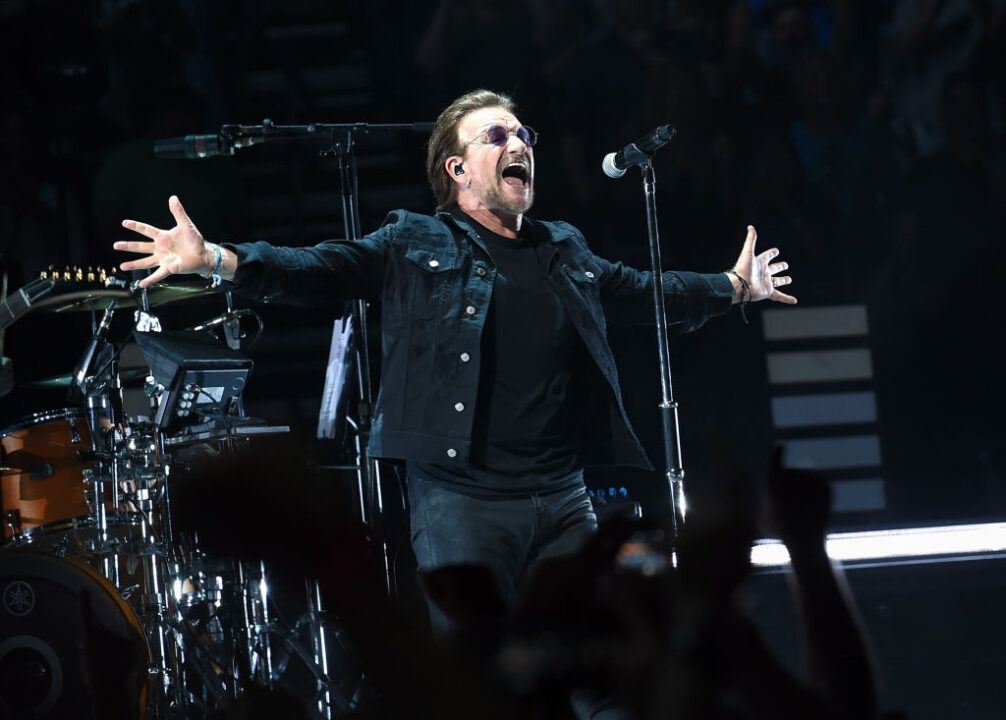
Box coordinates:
[131,285,191,718]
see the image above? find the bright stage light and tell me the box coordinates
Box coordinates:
[750,522,1006,568]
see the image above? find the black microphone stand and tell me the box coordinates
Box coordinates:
[619,145,687,539]
[323,128,393,600]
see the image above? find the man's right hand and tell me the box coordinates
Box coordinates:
[115,195,215,288]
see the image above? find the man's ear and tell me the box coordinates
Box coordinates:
[445,156,465,183]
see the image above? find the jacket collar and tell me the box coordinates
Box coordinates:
[436,209,575,245]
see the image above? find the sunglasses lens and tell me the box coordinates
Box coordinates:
[486,125,508,146]
[482,125,537,147]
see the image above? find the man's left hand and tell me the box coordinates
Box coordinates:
[730,225,797,305]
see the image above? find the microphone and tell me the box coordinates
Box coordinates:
[602,124,677,178]
[29,464,54,482]
[73,299,116,389]
[154,134,235,159]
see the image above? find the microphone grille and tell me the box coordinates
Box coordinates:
[602,152,626,179]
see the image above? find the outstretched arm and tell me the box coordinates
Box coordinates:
[116,195,237,287]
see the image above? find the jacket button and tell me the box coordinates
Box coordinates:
[447,448,457,458]
[429,259,440,268]
[460,352,471,362]
[454,402,465,412]
[585,270,595,279]
[465,305,476,315]
[476,266,487,277]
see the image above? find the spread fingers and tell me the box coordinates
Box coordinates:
[121,219,164,240]
[113,239,156,255]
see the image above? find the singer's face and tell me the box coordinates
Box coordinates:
[456,106,534,215]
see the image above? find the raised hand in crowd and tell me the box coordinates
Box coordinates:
[764,446,880,720]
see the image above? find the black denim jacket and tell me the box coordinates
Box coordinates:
[229,210,735,469]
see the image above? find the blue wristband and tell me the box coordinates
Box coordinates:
[206,243,222,287]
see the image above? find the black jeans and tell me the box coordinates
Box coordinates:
[406,475,636,720]
[406,474,597,629]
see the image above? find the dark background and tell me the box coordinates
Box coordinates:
[1,0,1003,529]
[2,3,1005,718]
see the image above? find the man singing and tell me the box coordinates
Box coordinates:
[115,89,795,632]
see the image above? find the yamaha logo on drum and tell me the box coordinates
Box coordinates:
[2,580,35,616]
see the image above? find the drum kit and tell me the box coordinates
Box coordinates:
[0,268,359,719]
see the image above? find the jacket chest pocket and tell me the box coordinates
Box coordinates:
[561,263,601,299]
[403,247,465,320]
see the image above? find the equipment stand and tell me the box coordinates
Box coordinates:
[639,158,687,537]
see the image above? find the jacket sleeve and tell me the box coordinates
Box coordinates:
[596,257,735,332]
[224,215,396,307]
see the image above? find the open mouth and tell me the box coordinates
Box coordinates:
[501,162,529,188]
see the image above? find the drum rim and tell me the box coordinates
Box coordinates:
[1,408,84,436]
[3,512,147,549]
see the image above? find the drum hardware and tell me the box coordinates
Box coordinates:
[189,301,257,353]
[1,450,55,481]
[4,275,359,718]
[4,508,21,537]
[73,299,117,391]
[22,366,149,390]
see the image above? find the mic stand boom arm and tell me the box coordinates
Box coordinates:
[154,120,433,159]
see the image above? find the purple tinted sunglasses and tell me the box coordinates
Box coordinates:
[475,124,538,148]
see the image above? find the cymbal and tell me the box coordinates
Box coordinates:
[33,280,220,313]
[23,366,150,389]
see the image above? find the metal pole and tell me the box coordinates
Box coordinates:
[640,159,686,536]
[332,135,393,597]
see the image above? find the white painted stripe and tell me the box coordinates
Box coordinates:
[767,348,873,384]
[832,478,886,512]
[763,305,869,340]
[771,391,877,427]
[750,523,1006,566]
[781,435,882,469]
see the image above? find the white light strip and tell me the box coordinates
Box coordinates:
[751,522,1006,567]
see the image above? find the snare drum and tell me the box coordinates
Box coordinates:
[0,549,149,719]
[1,409,93,543]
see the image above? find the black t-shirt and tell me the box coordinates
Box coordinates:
[409,209,586,494]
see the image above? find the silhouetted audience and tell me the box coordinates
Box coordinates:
[172,438,881,720]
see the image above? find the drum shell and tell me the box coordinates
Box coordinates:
[1,409,93,542]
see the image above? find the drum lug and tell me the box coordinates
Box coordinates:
[68,419,82,444]
[51,533,71,557]
[4,508,22,538]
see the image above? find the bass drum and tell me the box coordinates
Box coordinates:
[0,549,149,720]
